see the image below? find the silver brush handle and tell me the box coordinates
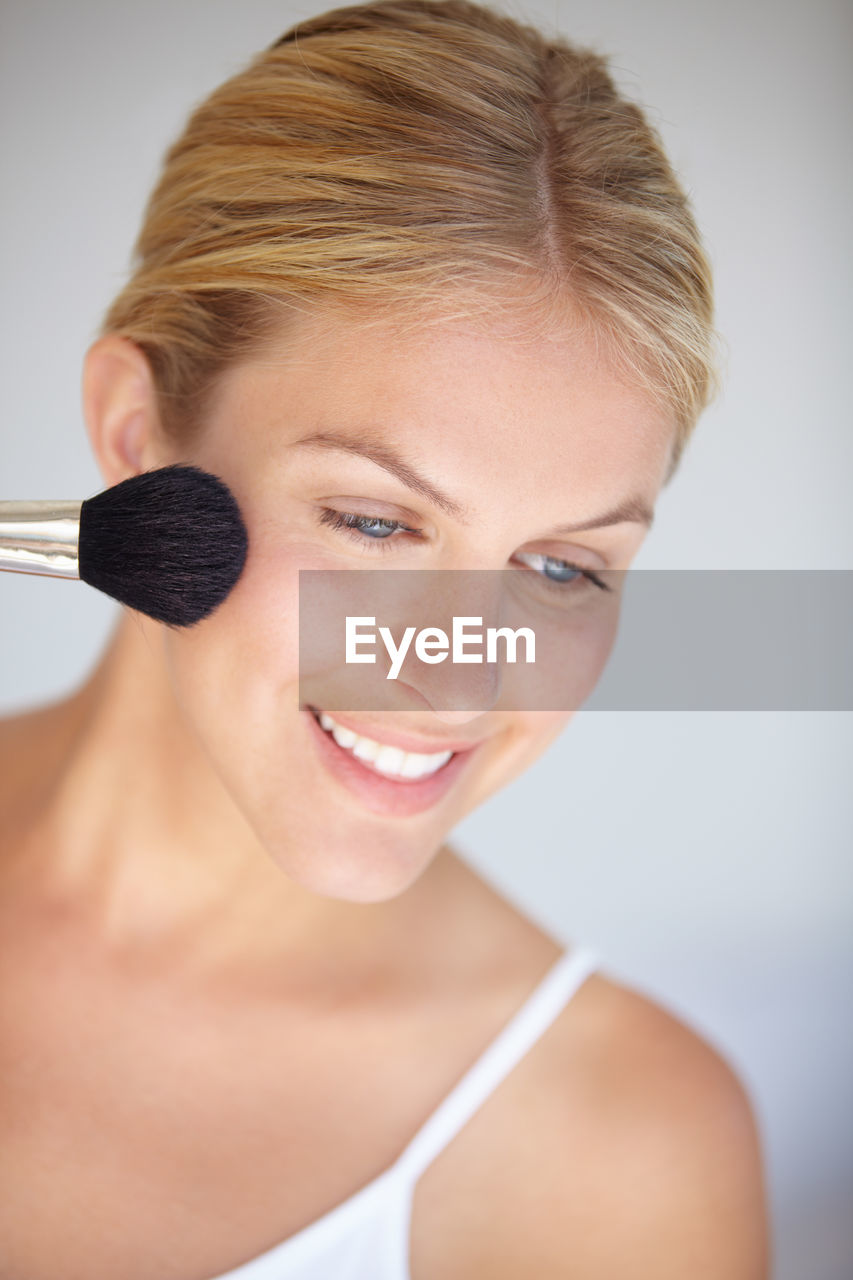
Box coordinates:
[0,500,82,578]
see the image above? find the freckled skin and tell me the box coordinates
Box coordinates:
[0,303,770,1280]
[4,297,675,942]
[120,302,673,906]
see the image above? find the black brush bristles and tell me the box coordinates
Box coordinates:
[78,465,249,627]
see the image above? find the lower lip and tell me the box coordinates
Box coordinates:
[301,706,478,818]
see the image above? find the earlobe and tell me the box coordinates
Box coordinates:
[81,333,168,487]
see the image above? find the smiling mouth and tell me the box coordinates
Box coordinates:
[307,705,458,782]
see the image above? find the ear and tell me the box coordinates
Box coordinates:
[81,333,175,487]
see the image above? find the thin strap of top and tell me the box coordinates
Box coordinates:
[392,944,599,1185]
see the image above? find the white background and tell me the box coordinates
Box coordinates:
[1,2,851,1275]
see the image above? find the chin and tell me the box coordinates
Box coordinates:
[263,822,438,904]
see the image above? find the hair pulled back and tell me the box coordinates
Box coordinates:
[99,0,718,476]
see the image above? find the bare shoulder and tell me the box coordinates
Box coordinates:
[0,698,81,881]
[0,701,55,773]
[0,698,76,818]
[0,705,44,827]
[410,855,770,1280]
[487,967,770,1280]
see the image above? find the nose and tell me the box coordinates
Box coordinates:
[398,570,507,717]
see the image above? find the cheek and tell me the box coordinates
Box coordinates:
[496,709,572,787]
[500,592,622,720]
[160,539,313,749]
[461,606,619,807]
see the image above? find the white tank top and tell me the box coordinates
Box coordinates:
[208,944,599,1280]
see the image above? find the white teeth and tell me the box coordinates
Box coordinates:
[373,745,407,776]
[314,709,453,779]
[319,710,357,747]
[398,750,447,780]
[352,737,380,765]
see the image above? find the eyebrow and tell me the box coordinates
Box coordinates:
[289,429,655,533]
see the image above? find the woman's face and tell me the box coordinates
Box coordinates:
[152,302,675,902]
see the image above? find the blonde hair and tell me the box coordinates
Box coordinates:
[99,0,718,479]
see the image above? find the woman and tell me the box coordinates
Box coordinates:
[0,1,769,1276]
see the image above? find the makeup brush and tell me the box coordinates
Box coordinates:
[0,464,249,626]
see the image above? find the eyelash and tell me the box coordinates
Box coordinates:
[315,507,612,593]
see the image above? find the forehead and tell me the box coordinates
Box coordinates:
[207,300,676,507]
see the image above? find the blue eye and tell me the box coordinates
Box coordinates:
[315,507,611,592]
[337,514,398,539]
[512,551,610,596]
[517,554,582,583]
[317,508,418,546]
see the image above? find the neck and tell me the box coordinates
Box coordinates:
[13,612,448,982]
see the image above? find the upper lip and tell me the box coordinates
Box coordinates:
[306,706,485,755]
